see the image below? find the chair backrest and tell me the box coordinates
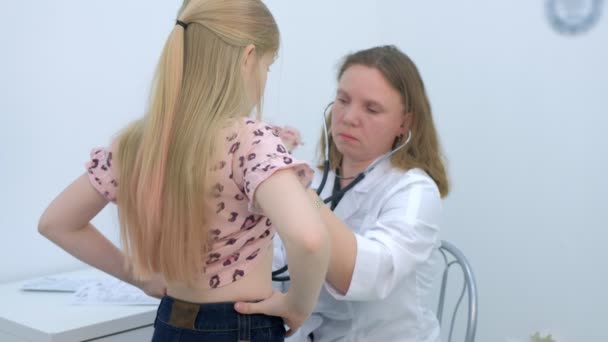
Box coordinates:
[436,240,478,342]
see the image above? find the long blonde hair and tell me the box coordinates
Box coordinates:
[115,0,279,285]
[319,45,450,197]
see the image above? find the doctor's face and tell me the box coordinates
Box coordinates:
[331,64,407,164]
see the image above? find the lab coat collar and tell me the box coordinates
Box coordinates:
[318,157,393,222]
[352,156,393,194]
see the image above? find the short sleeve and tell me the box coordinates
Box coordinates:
[232,120,314,213]
[85,147,118,202]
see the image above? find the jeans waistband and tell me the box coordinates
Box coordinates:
[156,295,283,332]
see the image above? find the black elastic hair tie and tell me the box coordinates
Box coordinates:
[176,20,188,29]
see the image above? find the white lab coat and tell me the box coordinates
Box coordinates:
[273,158,443,342]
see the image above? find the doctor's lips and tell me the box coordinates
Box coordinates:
[337,133,358,142]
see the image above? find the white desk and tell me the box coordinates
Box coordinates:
[0,269,156,342]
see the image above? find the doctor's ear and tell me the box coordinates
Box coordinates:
[400,112,414,133]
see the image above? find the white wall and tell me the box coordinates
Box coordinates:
[1,1,606,342]
[0,0,183,282]
[374,2,608,342]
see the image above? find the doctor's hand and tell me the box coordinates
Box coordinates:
[234,290,308,337]
[277,126,302,152]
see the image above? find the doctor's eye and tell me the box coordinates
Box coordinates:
[336,97,348,105]
[367,106,380,114]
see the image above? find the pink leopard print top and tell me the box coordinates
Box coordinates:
[85,118,313,289]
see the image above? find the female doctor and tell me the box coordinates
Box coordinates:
[236,45,450,342]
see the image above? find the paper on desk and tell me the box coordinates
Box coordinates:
[21,275,104,292]
[71,279,160,306]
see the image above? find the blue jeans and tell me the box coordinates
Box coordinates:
[151,296,285,342]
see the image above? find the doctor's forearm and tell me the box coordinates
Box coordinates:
[307,189,357,294]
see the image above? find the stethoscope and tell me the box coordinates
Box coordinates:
[271,102,412,282]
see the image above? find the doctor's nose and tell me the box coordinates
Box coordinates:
[341,106,361,126]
